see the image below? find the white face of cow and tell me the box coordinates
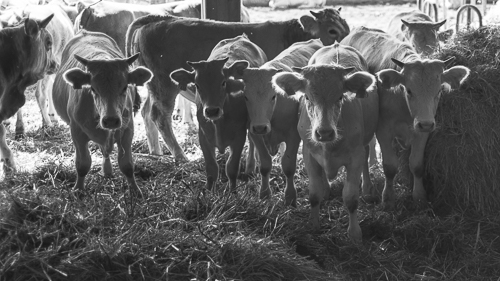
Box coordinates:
[401,19,447,56]
[377,57,470,132]
[299,8,350,46]
[272,65,376,143]
[63,53,153,130]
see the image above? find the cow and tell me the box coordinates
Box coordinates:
[126,8,350,162]
[0,14,57,174]
[7,3,75,138]
[272,43,378,243]
[170,34,267,191]
[235,39,323,205]
[52,30,152,197]
[269,0,326,9]
[341,26,470,209]
[386,10,447,56]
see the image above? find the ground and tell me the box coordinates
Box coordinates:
[0,3,499,281]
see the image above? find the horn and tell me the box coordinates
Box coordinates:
[391,58,405,68]
[292,66,303,73]
[74,54,89,66]
[310,11,321,18]
[126,53,140,65]
[338,7,342,12]
[443,56,455,67]
[342,67,355,75]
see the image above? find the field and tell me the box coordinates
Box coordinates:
[1,3,500,281]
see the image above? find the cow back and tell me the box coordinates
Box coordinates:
[264,38,323,71]
[209,34,268,66]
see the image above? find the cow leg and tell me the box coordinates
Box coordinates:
[368,137,377,166]
[244,136,256,175]
[46,75,57,124]
[142,94,163,155]
[0,123,16,174]
[15,109,25,140]
[117,125,143,199]
[283,139,299,207]
[35,78,52,127]
[100,133,114,177]
[199,127,218,190]
[249,134,272,199]
[409,132,430,207]
[178,93,194,125]
[226,134,246,191]
[362,144,377,203]
[71,127,91,195]
[303,145,329,229]
[344,154,364,244]
[378,131,399,210]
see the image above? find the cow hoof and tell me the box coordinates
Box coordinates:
[381,201,395,211]
[362,194,380,204]
[72,189,85,200]
[15,132,25,141]
[284,197,297,208]
[2,159,16,175]
[259,188,271,200]
[348,225,363,244]
[130,187,145,199]
[174,155,189,164]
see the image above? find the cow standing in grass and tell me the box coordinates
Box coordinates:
[341,26,470,209]
[126,8,350,162]
[52,30,152,198]
[170,34,268,191]
[233,39,323,205]
[272,43,378,243]
[0,14,57,174]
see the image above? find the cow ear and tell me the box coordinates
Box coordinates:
[170,68,195,91]
[24,18,40,37]
[299,15,319,35]
[226,79,245,94]
[129,66,153,86]
[401,19,411,27]
[344,71,376,98]
[441,65,470,91]
[225,60,249,79]
[126,53,140,65]
[377,69,404,89]
[77,2,88,14]
[272,72,305,96]
[63,68,91,90]
[434,19,447,30]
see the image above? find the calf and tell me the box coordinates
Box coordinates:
[52,30,152,197]
[0,14,56,174]
[237,39,323,205]
[387,10,446,56]
[342,27,469,209]
[272,43,378,243]
[170,34,267,190]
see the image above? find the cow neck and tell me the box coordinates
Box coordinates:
[0,26,21,83]
[283,19,314,50]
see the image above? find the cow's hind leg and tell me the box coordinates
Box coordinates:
[249,134,272,199]
[117,125,143,199]
[303,145,329,229]
[0,123,16,174]
[377,131,399,210]
[35,78,53,128]
[362,144,377,203]
[409,132,430,208]
[142,92,163,155]
[178,93,194,125]
[226,134,246,192]
[282,139,299,207]
[15,110,25,140]
[71,127,91,196]
[244,137,256,176]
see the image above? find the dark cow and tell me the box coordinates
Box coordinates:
[126,8,350,162]
[0,14,56,174]
[52,30,152,197]
[272,43,378,243]
[387,10,447,56]
[236,39,323,205]
[170,34,268,191]
[341,27,470,209]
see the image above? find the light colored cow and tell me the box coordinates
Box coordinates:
[52,30,152,197]
[235,39,323,205]
[269,0,325,9]
[342,26,470,209]
[127,8,350,162]
[170,34,268,190]
[387,10,446,56]
[272,43,378,243]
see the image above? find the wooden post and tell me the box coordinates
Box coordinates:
[202,0,241,22]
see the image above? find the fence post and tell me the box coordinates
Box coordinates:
[202,0,241,22]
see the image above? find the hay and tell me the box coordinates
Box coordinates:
[423,25,500,215]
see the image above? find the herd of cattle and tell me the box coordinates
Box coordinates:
[0,0,470,243]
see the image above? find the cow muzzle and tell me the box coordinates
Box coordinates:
[101,116,122,130]
[314,128,335,142]
[47,60,59,75]
[251,124,271,135]
[204,106,223,120]
[415,120,435,133]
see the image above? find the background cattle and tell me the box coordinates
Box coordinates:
[170,34,268,191]
[272,43,378,243]
[236,39,323,205]
[341,26,470,209]
[0,14,56,174]
[126,8,350,162]
[52,30,152,198]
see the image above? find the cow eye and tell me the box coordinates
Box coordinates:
[221,80,226,88]
[406,89,413,97]
[91,87,96,93]
[271,95,276,101]
[195,83,200,89]
[244,96,248,101]
[329,29,337,35]
[304,95,310,101]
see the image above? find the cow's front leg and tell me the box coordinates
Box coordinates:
[100,132,114,177]
[282,138,299,207]
[71,127,91,195]
[409,132,430,207]
[344,152,364,244]
[0,123,16,174]
[198,126,218,191]
[117,125,143,199]
[249,134,272,199]
[244,137,256,176]
[377,129,399,210]
[362,143,377,203]
[15,110,25,140]
[35,78,53,128]
[226,133,246,191]
[303,145,329,229]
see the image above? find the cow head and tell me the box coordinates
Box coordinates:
[0,14,56,121]
[377,57,469,132]
[240,67,282,135]
[400,19,447,56]
[299,8,350,46]
[170,58,247,121]
[63,53,153,130]
[272,65,376,143]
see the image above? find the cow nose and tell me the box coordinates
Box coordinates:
[416,121,435,132]
[47,60,59,75]
[101,116,121,129]
[204,107,222,118]
[314,128,335,142]
[252,125,269,135]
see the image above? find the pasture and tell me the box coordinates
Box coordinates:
[1,3,500,280]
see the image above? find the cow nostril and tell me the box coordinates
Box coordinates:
[417,122,435,132]
[252,125,268,135]
[102,116,121,129]
[315,129,335,141]
[205,107,220,117]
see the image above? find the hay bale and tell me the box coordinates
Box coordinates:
[423,26,500,215]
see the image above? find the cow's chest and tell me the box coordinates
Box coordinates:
[197,108,247,153]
